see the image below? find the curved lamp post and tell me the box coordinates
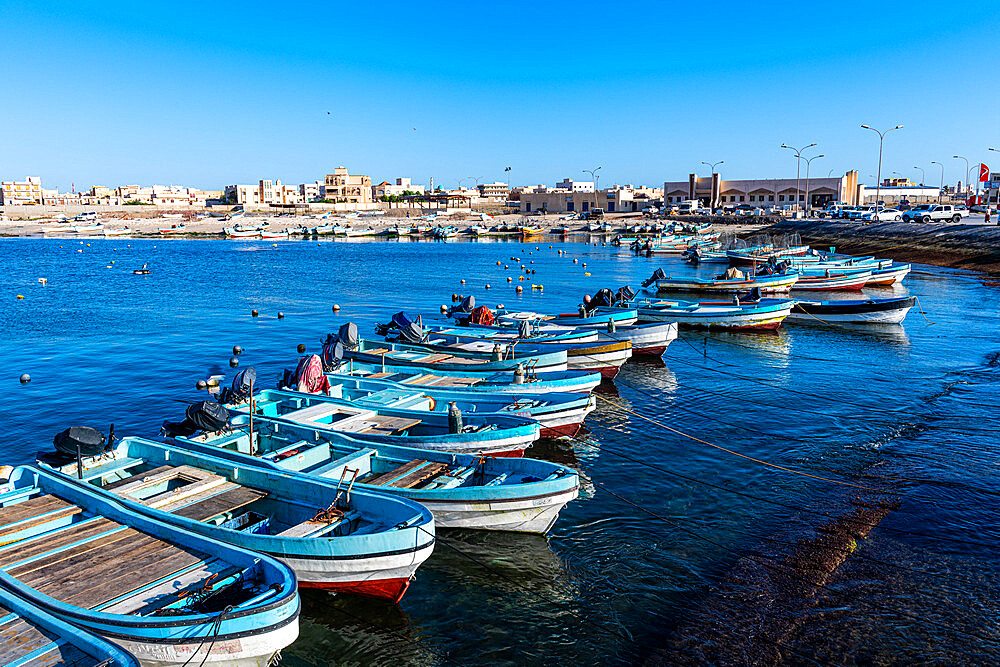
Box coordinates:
[803,154,824,213]
[861,124,903,209]
[781,142,817,211]
[930,161,945,203]
[583,166,602,214]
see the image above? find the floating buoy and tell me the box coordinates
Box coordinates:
[496,260,501,265]
[272,243,277,247]
[332,304,341,311]
[531,269,536,274]
[485,284,491,289]
[19,374,30,384]
[585,272,591,276]
[452,294,459,302]
[516,285,523,293]
[497,303,505,309]
[460,279,466,284]
[229,356,240,368]
[507,277,512,282]
[530,260,534,264]
[16,295,24,300]
[297,344,306,353]
[77,249,83,253]
[251,309,259,317]
[277,312,285,319]
[207,376,222,388]
[582,263,587,268]
[504,264,509,269]
[196,380,208,390]
[519,276,524,281]
[233,345,242,355]
[440,304,448,313]
[37,278,46,284]
[535,247,539,250]
[573,259,578,264]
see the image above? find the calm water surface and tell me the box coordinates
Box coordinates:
[1,236,998,665]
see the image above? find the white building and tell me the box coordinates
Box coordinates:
[555,178,595,192]
[477,182,510,201]
[1,176,43,205]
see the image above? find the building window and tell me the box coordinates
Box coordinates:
[582,201,589,211]
[739,195,745,202]
[769,195,774,201]
[567,202,574,211]
[779,195,785,201]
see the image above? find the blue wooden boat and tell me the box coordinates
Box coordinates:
[479,308,639,329]
[655,271,799,294]
[174,416,580,534]
[38,437,435,603]
[0,583,139,666]
[0,466,299,666]
[301,373,596,438]
[602,296,796,330]
[340,338,568,373]
[787,296,916,324]
[226,389,540,457]
[328,359,602,394]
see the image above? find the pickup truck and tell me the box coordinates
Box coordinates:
[902,204,967,223]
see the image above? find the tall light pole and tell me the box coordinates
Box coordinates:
[861,124,903,210]
[583,166,602,214]
[953,155,971,195]
[913,165,925,186]
[781,142,817,212]
[701,160,723,209]
[802,154,824,213]
[504,166,511,189]
[989,148,999,209]
[930,161,945,204]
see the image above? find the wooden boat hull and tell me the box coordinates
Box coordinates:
[787,297,915,324]
[329,361,602,394]
[605,322,678,356]
[656,274,798,294]
[866,264,911,286]
[791,271,872,291]
[179,417,580,534]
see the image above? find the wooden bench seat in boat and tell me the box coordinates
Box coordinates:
[306,448,377,478]
[0,495,84,540]
[365,460,451,488]
[355,415,422,436]
[0,604,93,666]
[275,509,362,539]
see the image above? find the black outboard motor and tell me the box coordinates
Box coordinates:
[617,285,636,303]
[590,288,615,307]
[733,287,762,303]
[218,367,256,404]
[389,312,426,344]
[320,332,343,370]
[448,295,476,319]
[641,268,666,288]
[337,322,360,350]
[53,427,107,459]
[162,401,230,438]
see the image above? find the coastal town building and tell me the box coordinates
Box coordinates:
[299,180,323,202]
[664,171,863,209]
[373,177,425,199]
[520,186,636,213]
[323,167,372,204]
[1,176,43,205]
[554,178,595,192]
[225,180,303,206]
[477,182,510,201]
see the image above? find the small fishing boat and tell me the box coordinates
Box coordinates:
[41,437,435,602]
[228,388,540,457]
[312,223,336,235]
[469,225,489,236]
[156,224,186,234]
[605,297,796,330]
[312,371,596,437]
[790,270,872,291]
[787,296,916,324]
[260,230,289,240]
[176,414,579,533]
[336,335,569,374]
[159,213,184,219]
[102,226,132,237]
[726,246,811,264]
[0,465,299,665]
[72,223,103,233]
[132,263,151,275]
[328,360,602,394]
[866,263,911,286]
[490,308,639,330]
[654,271,799,294]
[603,321,678,356]
[226,225,260,238]
[344,227,378,237]
[432,226,459,239]
[519,225,544,236]
[0,583,140,666]
[552,225,572,235]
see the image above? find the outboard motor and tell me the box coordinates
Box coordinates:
[161,401,230,438]
[617,285,636,302]
[590,288,615,307]
[337,322,360,350]
[53,427,107,459]
[218,367,256,404]
[321,333,343,370]
[641,268,667,288]
[448,295,475,317]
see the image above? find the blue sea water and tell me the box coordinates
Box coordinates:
[1,235,998,665]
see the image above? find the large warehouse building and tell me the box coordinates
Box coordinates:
[664,171,863,209]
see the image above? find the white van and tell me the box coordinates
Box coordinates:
[677,200,701,214]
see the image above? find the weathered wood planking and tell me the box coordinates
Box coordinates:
[0,518,117,569]
[171,486,268,522]
[365,459,427,486]
[386,462,449,489]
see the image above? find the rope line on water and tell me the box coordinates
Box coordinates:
[593,393,881,492]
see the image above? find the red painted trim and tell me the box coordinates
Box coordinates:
[631,345,667,356]
[540,422,584,438]
[301,577,411,603]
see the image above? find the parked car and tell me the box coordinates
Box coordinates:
[860,208,902,222]
[585,207,605,220]
[816,202,847,218]
[835,205,858,219]
[846,205,877,220]
[902,204,965,223]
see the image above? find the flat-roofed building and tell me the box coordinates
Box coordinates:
[1,176,43,204]
[664,171,863,209]
[520,186,635,214]
[477,182,510,201]
[555,178,595,192]
[324,167,372,205]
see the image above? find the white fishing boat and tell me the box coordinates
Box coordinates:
[72,223,104,233]
[103,226,133,236]
[260,230,289,240]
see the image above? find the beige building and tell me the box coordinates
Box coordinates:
[664,171,863,209]
[520,186,636,214]
[225,179,304,206]
[477,181,510,201]
[1,176,43,204]
[374,177,424,199]
[324,167,372,204]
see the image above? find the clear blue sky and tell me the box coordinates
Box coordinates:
[2,1,996,190]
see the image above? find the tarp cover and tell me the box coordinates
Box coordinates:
[469,306,495,326]
[295,354,331,394]
[186,401,230,433]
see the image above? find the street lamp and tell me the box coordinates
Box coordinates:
[504,166,511,189]
[458,176,470,190]
[861,124,903,210]
[913,166,925,186]
[953,155,971,193]
[803,154,824,214]
[781,142,817,212]
[701,161,723,208]
[930,161,945,203]
[583,166,602,215]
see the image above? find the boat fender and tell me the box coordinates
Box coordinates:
[448,402,463,434]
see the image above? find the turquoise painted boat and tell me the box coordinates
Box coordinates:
[0,466,299,666]
[481,308,639,329]
[328,359,602,394]
[38,437,435,603]
[299,373,596,438]
[0,583,139,666]
[655,271,799,294]
[601,296,796,330]
[340,338,568,373]
[176,414,580,533]
[227,389,540,457]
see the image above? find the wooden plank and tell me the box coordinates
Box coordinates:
[404,374,440,386]
[0,495,75,528]
[129,476,230,510]
[13,529,154,583]
[102,464,176,490]
[62,544,205,610]
[365,459,427,486]
[108,464,212,496]
[171,486,267,522]
[386,462,450,489]
[358,415,422,436]
[417,354,454,364]
[428,376,482,387]
[0,506,84,540]
[25,643,93,667]
[146,481,237,513]
[0,618,58,663]
[0,518,118,568]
